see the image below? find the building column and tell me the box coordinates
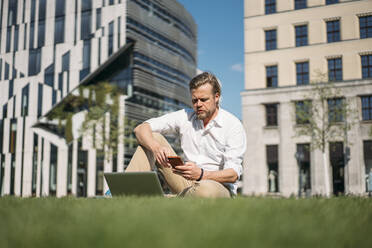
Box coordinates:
[56,144,68,197]
[71,139,78,196]
[42,141,51,196]
[36,136,42,197]
[14,118,23,196]
[242,103,267,195]
[87,148,96,197]
[279,102,297,197]
[117,95,126,172]
[22,117,35,197]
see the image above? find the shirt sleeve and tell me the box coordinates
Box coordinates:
[223,121,247,179]
[145,109,185,135]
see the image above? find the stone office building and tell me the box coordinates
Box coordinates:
[0,0,197,197]
[242,0,372,196]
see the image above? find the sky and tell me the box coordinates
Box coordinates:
[177,0,245,119]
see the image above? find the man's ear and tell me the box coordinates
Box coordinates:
[215,93,220,104]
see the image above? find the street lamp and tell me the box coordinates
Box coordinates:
[295,150,305,198]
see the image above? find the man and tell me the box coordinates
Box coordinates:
[126,72,246,197]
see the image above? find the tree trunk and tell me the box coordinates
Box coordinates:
[323,152,331,197]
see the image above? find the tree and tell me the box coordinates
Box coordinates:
[47,82,133,161]
[294,71,358,197]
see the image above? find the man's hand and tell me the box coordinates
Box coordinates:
[172,162,202,181]
[134,123,173,168]
[151,144,172,168]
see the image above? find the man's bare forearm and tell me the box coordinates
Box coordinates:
[133,123,159,151]
[203,168,238,184]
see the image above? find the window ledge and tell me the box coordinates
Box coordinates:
[264,125,278,130]
[294,123,310,128]
[361,120,372,124]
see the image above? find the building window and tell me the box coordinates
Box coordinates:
[108,21,114,56]
[37,20,45,48]
[265,29,277,50]
[30,0,36,22]
[295,25,308,47]
[265,0,276,14]
[265,104,278,126]
[8,80,14,99]
[96,151,104,195]
[296,144,311,194]
[0,120,3,153]
[10,154,15,195]
[266,145,279,193]
[81,0,92,11]
[54,16,65,44]
[361,55,372,78]
[67,143,73,193]
[266,65,278,87]
[32,134,38,195]
[328,58,342,81]
[9,120,17,154]
[38,84,43,117]
[359,16,372,39]
[326,0,339,4]
[38,0,46,20]
[295,100,311,124]
[364,141,372,192]
[96,8,101,30]
[295,0,307,10]
[4,63,9,80]
[55,0,66,17]
[81,10,92,40]
[28,48,41,76]
[44,64,54,87]
[296,61,309,85]
[361,95,372,121]
[6,27,11,53]
[49,144,58,196]
[329,142,345,195]
[326,20,341,43]
[80,40,91,80]
[21,85,29,116]
[7,0,18,26]
[118,16,121,48]
[14,25,19,51]
[328,98,344,123]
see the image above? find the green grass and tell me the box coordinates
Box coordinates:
[0,196,371,248]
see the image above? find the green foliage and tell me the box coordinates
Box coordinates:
[46,82,126,159]
[0,197,372,248]
[79,82,122,159]
[294,71,358,152]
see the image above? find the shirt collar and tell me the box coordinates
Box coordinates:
[210,108,224,128]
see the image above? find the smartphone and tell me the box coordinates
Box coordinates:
[168,156,184,167]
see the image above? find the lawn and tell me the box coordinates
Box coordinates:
[0,196,371,248]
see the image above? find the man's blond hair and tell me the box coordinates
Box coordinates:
[189,72,221,96]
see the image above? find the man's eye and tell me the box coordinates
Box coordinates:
[201,98,208,102]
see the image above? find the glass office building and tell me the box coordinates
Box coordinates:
[0,0,197,197]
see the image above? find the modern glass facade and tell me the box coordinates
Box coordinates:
[0,0,197,197]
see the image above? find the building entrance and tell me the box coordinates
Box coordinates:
[363,141,372,194]
[77,140,87,197]
[330,142,345,196]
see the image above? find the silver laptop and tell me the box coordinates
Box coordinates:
[104,171,164,196]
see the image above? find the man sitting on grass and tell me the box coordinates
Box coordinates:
[125,72,246,197]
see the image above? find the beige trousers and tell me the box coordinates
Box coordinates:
[125,133,231,198]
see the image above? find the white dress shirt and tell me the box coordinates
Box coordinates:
[146,108,246,195]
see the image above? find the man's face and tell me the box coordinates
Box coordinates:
[191,83,220,121]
